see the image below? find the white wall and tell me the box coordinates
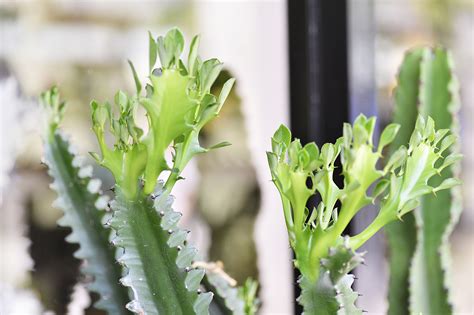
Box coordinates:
[195,1,293,313]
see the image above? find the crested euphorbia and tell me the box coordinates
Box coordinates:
[90,28,234,198]
[267,114,460,314]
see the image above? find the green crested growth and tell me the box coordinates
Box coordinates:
[90,91,146,198]
[91,28,236,315]
[41,87,131,314]
[90,28,234,198]
[267,114,460,313]
[386,47,462,315]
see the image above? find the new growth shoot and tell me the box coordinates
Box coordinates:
[90,28,235,198]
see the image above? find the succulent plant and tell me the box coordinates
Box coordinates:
[267,112,460,314]
[41,28,258,315]
[40,27,462,315]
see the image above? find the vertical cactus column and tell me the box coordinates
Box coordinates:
[385,49,423,315]
[386,47,462,315]
[41,88,131,314]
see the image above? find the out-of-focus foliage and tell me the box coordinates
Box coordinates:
[386,47,462,315]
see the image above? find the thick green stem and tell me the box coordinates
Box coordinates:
[297,242,363,315]
[349,212,392,250]
[143,142,167,194]
[290,171,310,235]
[332,188,366,239]
[110,187,211,314]
[45,131,131,314]
[164,172,179,195]
[118,146,147,199]
[309,189,365,270]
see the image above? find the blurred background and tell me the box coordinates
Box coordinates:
[0,0,472,314]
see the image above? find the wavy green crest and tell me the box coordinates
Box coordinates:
[91,28,235,197]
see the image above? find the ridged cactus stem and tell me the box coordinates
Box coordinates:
[41,88,131,314]
[386,47,462,315]
[109,187,211,314]
[385,49,423,315]
[409,47,461,314]
[297,240,364,315]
